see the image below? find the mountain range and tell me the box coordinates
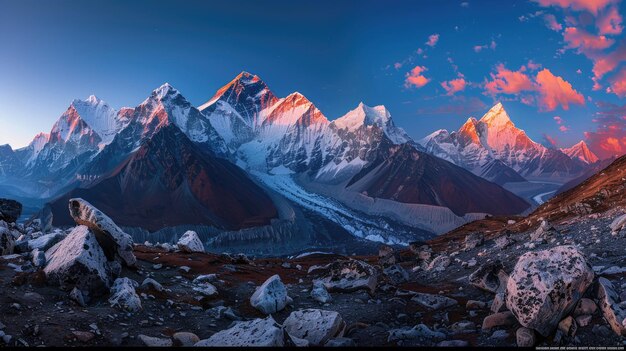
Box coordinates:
[0,72,606,248]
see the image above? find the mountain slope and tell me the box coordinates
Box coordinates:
[561,140,599,164]
[345,143,530,216]
[48,125,277,231]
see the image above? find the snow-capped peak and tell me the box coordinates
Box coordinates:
[333,102,392,132]
[66,95,119,145]
[479,102,512,128]
[152,83,180,101]
[561,140,599,164]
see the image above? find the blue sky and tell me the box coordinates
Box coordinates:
[1,0,625,157]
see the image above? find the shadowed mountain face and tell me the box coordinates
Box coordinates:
[346,143,531,216]
[49,125,278,231]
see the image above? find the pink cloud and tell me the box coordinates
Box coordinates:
[544,14,563,31]
[584,101,626,158]
[576,68,582,73]
[405,66,431,88]
[441,78,467,95]
[394,62,402,70]
[563,27,615,52]
[554,116,564,124]
[527,60,542,70]
[484,64,534,95]
[426,34,440,47]
[535,68,586,111]
[533,0,617,15]
[597,5,623,34]
[609,67,626,97]
[592,39,626,79]
[474,40,496,53]
[543,133,559,148]
[559,125,570,132]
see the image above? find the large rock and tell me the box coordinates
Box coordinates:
[378,245,397,267]
[108,277,142,312]
[250,275,292,314]
[0,227,15,255]
[469,261,508,294]
[464,233,484,250]
[596,277,626,336]
[195,316,284,347]
[44,226,114,295]
[28,232,66,251]
[68,198,136,267]
[0,199,22,223]
[610,214,626,235]
[311,281,332,303]
[313,259,378,294]
[177,230,205,253]
[411,292,458,310]
[283,309,345,346]
[506,245,594,337]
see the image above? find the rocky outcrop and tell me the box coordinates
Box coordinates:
[250,274,292,314]
[596,277,626,336]
[506,246,594,336]
[311,259,378,294]
[0,226,15,255]
[283,309,345,346]
[68,198,136,267]
[469,261,508,294]
[108,277,142,312]
[195,316,284,347]
[44,226,114,295]
[0,199,22,223]
[176,230,205,253]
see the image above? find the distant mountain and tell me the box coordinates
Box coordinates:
[48,124,277,231]
[561,140,599,164]
[419,102,588,182]
[2,72,534,246]
[555,156,616,195]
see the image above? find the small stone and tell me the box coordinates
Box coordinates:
[482,311,517,330]
[172,332,200,346]
[138,334,173,347]
[72,331,95,343]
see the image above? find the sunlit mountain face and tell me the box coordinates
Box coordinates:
[1,1,626,348]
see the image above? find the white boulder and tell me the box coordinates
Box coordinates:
[250,275,292,314]
[283,309,345,346]
[195,316,284,347]
[68,198,136,267]
[44,226,114,295]
[108,277,142,312]
[177,230,205,253]
[313,259,378,294]
[506,245,594,336]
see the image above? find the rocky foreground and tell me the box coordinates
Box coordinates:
[1,197,626,347]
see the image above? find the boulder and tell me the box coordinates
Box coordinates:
[469,261,508,294]
[516,327,536,347]
[193,283,218,297]
[138,335,173,347]
[610,214,626,235]
[283,309,345,346]
[411,292,458,310]
[427,255,450,272]
[378,245,397,267]
[311,281,332,304]
[250,275,292,314]
[596,277,626,336]
[0,199,22,223]
[195,316,284,347]
[387,324,445,342]
[482,311,517,330]
[31,248,46,268]
[108,277,142,312]
[506,245,594,337]
[44,226,114,295]
[383,264,409,285]
[69,287,88,307]
[530,219,556,242]
[313,259,378,294]
[141,278,163,292]
[0,227,15,255]
[464,233,484,250]
[28,232,66,251]
[172,332,200,346]
[68,198,136,267]
[573,297,597,316]
[494,234,513,249]
[177,230,205,253]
